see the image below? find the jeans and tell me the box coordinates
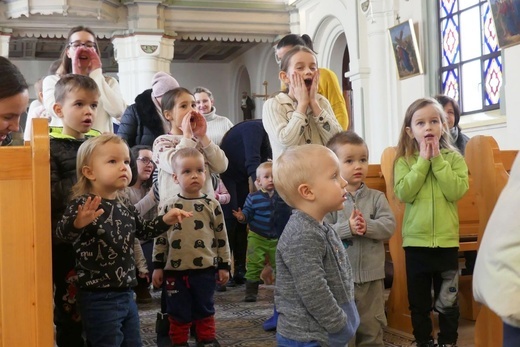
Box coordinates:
[78,289,141,347]
[276,333,321,347]
[503,322,520,347]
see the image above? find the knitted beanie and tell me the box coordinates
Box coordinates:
[151,72,180,98]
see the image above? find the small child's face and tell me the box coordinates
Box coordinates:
[55,88,98,139]
[335,143,368,191]
[256,168,274,191]
[166,92,196,130]
[310,151,348,213]
[406,104,444,147]
[281,51,318,92]
[194,92,213,114]
[173,155,206,198]
[88,141,132,194]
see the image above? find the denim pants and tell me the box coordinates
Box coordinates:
[77,289,141,347]
[276,333,320,347]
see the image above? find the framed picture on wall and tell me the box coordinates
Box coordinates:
[488,0,520,49]
[388,19,423,80]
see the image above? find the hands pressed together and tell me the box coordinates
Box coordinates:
[349,209,366,236]
[419,136,440,160]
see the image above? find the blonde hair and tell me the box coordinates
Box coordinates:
[171,147,204,173]
[273,145,332,207]
[256,161,273,180]
[395,97,455,161]
[72,134,128,198]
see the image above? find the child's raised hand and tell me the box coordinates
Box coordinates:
[431,136,440,158]
[162,208,193,225]
[87,48,102,71]
[309,69,320,102]
[419,139,431,160]
[217,269,229,286]
[190,111,207,140]
[290,72,310,109]
[232,208,245,222]
[349,209,366,235]
[73,195,104,229]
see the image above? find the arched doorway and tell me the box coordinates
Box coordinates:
[236,66,254,121]
[313,17,352,129]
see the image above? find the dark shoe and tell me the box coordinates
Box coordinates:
[196,339,220,347]
[233,267,246,285]
[216,283,227,292]
[244,281,260,302]
[226,277,236,287]
[415,339,434,347]
[134,277,152,304]
[155,312,170,335]
[135,287,152,304]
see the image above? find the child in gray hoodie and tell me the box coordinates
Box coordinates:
[273,144,360,347]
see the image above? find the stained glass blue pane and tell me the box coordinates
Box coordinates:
[460,6,482,61]
[441,17,460,66]
[459,0,478,10]
[440,0,458,18]
[482,2,499,53]
[461,60,483,112]
[442,69,460,102]
[484,56,502,105]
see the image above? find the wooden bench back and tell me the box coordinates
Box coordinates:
[465,136,517,347]
[0,119,53,347]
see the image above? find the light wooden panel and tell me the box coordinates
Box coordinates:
[0,118,53,346]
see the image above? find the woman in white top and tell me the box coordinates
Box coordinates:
[43,26,125,133]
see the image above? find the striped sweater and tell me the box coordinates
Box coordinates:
[239,189,279,239]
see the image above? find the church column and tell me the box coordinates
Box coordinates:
[356,0,396,161]
[112,33,174,105]
[0,28,12,57]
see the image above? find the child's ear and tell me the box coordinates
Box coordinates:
[53,103,64,119]
[172,173,179,184]
[82,166,95,181]
[297,183,315,202]
[163,110,172,121]
[279,71,289,85]
[405,126,414,139]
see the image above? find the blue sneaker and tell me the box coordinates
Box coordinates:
[262,306,279,331]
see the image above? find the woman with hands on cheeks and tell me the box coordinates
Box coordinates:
[43,26,126,133]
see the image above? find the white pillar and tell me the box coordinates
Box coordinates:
[112,34,174,105]
[360,0,396,161]
[0,28,12,57]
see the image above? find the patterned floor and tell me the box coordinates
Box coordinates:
[137,284,415,346]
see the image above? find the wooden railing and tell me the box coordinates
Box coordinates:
[0,118,53,347]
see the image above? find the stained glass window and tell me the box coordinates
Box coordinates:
[439,0,502,114]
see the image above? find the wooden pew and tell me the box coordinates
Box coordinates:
[465,135,514,347]
[0,118,53,347]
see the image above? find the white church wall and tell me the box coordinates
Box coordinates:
[169,61,236,123]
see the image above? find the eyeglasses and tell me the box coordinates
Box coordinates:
[136,157,154,165]
[69,41,97,49]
